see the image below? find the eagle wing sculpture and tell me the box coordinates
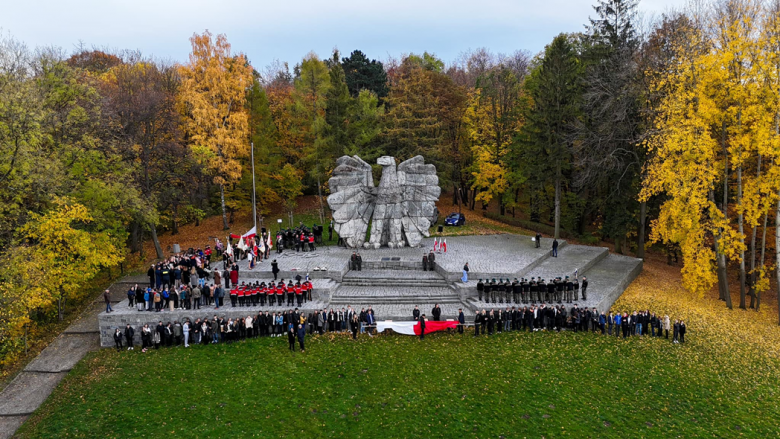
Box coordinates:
[397,155,441,247]
[327,155,440,249]
[327,155,376,248]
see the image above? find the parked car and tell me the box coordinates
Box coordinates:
[444,213,466,226]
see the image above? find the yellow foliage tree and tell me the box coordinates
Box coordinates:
[0,200,121,363]
[179,30,254,230]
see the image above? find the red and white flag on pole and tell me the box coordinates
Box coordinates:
[441,239,447,253]
[433,238,438,252]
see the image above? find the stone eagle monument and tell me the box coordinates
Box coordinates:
[327,155,440,249]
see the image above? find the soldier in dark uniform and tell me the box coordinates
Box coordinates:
[422,254,428,271]
[530,278,537,303]
[351,252,358,271]
[538,278,546,303]
[548,279,556,304]
[574,277,581,301]
[581,277,588,300]
[522,278,529,303]
[477,279,484,302]
[512,278,520,304]
[356,253,362,271]
[428,250,436,271]
[497,279,505,304]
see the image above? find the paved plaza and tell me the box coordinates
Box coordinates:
[98,234,642,346]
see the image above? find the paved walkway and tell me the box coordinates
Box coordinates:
[0,297,104,439]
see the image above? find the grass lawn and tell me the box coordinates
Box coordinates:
[17,258,780,438]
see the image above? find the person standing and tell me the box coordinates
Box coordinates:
[552,239,559,257]
[288,322,296,352]
[124,324,135,350]
[535,232,542,248]
[127,285,136,308]
[356,253,363,271]
[458,308,465,334]
[413,306,420,321]
[104,289,113,313]
[673,320,680,343]
[271,260,279,280]
[113,328,123,351]
[431,304,441,321]
[297,317,306,352]
[350,314,359,339]
[679,320,686,343]
[182,320,190,347]
[428,250,436,271]
[477,279,484,302]
[461,263,469,283]
[663,315,670,339]
[419,314,426,340]
[474,311,481,336]
[581,277,588,300]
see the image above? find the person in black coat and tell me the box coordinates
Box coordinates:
[413,306,421,321]
[271,260,279,280]
[419,314,426,340]
[431,304,442,321]
[474,311,482,336]
[679,320,687,343]
[124,324,135,350]
[487,310,495,335]
[113,329,123,351]
[458,309,465,334]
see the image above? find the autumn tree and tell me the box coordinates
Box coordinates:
[468,58,527,214]
[517,34,582,239]
[292,52,330,223]
[179,31,253,230]
[341,50,388,99]
[576,0,644,255]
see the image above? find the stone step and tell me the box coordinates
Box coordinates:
[342,303,474,321]
[341,279,450,288]
[329,285,460,305]
[523,245,608,280]
[343,269,445,280]
[361,261,426,270]
[579,254,643,313]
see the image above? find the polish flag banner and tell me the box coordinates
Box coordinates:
[375,320,458,336]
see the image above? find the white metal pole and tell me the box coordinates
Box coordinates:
[251,142,257,234]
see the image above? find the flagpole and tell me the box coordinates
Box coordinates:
[251,142,257,236]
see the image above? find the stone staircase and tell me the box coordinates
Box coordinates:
[329,267,465,319]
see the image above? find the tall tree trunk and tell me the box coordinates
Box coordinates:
[470,188,477,210]
[452,185,458,205]
[554,161,561,240]
[171,205,179,236]
[737,164,747,310]
[149,223,164,259]
[637,200,646,259]
[749,155,762,308]
[130,221,141,253]
[615,236,623,254]
[220,184,229,230]
[317,175,324,225]
[758,210,768,312]
[720,124,732,309]
[776,193,780,324]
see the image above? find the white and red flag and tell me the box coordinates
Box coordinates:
[375,320,458,336]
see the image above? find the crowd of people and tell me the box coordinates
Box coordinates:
[475,276,589,304]
[112,306,382,353]
[469,305,687,343]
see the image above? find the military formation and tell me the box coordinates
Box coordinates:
[475,276,588,304]
[275,223,322,253]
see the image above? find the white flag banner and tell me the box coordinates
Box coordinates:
[375,321,417,335]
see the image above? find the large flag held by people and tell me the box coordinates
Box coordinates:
[376,320,458,336]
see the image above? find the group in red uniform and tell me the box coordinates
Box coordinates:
[228,280,313,308]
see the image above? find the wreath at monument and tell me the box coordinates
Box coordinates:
[327,155,440,249]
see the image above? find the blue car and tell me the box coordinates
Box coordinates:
[444,213,466,226]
